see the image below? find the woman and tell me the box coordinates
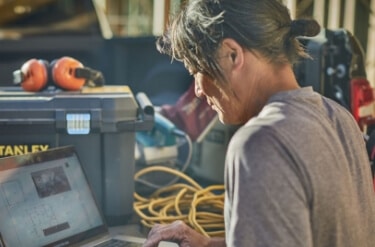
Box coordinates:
[143,0,375,246]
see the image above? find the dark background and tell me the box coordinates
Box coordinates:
[0,0,192,106]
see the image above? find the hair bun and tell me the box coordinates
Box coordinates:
[290,19,321,37]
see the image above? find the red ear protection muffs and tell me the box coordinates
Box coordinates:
[13,56,105,92]
[13,58,49,92]
[51,57,87,91]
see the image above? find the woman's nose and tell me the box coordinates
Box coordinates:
[194,82,203,98]
[194,73,205,98]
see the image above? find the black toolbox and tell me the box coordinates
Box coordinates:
[0,85,154,226]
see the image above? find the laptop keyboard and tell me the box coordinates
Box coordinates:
[94,239,143,247]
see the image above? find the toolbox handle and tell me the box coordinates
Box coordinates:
[136,92,154,116]
[117,92,155,131]
[134,92,155,131]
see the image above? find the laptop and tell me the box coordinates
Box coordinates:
[0,146,177,247]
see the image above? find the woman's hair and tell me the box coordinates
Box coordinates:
[156,0,320,79]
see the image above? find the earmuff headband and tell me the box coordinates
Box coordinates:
[74,67,105,87]
[13,70,23,85]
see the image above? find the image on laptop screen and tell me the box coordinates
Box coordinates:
[0,146,108,247]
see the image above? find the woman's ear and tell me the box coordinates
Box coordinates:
[220,38,244,71]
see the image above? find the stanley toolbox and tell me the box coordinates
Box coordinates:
[0,85,154,225]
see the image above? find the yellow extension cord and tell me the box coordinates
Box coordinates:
[133,165,225,238]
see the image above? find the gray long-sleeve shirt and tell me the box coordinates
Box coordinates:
[224,87,375,246]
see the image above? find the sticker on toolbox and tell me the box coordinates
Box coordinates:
[0,144,49,157]
[66,113,91,135]
[81,85,131,94]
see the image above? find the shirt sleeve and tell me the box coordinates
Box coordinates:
[225,126,313,247]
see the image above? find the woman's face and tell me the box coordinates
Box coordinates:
[193,72,239,124]
[192,51,266,125]
[188,36,284,126]
[193,71,262,125]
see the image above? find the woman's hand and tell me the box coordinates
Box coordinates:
[142,220,225,247]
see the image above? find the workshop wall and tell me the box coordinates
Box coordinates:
[0,0,373,101]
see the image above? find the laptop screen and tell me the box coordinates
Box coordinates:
[0,146,108,247]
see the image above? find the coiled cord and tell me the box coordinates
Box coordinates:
[134,165,225,237]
